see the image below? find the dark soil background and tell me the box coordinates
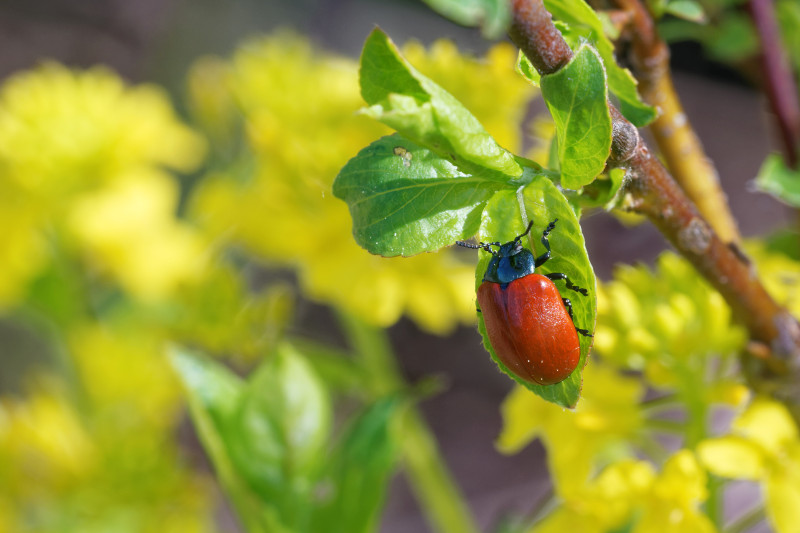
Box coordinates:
[0,0,791,531]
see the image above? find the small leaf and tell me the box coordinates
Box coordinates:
[359,28,522,179]
[229,343,333,504]
[541,44,612,190]
[170,347,275,533]
[516,52,541,87]
[755,153,800,207]
[419,0,510,38]
[334,134,515,256]
[707,14,759,62]
[311,397,403,533]
[473,177,596,408]
[665,0,706,23]
[543,0,658,127]
[565,167,627,210]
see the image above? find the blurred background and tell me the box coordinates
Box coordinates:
[0,0,793,532]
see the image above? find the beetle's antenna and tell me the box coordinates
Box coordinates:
[513,221,535,243]
[456,240,497,254]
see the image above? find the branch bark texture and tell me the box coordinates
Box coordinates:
[610,0,741,243]
[509,0,800,412]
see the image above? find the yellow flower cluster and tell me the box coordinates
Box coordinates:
[498,362,645,494]
[0,63,207,304]
[532,451,715,533]
[0,377,213,532]
[0,64,217,531]
[187,33,537,334]
[594,252,747,389]
[699,398,800,533]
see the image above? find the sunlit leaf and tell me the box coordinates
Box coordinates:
[541,44,612,189]
[359,28,522,179]
[755,153,800,208]
[543,0,658,127]
[312,397,403,533]
[419,0,510,38]
[334,134,526,256]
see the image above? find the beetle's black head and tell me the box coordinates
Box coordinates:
[456,221,536,285]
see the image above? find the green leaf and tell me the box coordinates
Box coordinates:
[334,134,528,256]
[229,343,333,506]
[707,14,758,62]
[754,154,800,207]
[170,347,278,533]
[171,344,333,532]
[311,397,403,533]
[359,28,522,179]
[472,177,596,408]
[543,0,658,127]
[665,0,706,22]
[564,167,627,210]
[541,44,612,190]
[420,0,510,38]
[516,52,541,87]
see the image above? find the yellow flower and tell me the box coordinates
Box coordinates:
[746,240,800,319]
[68,321,184,430]
[531,451,715,533]
[188,33,536,334]
[0,384,94,491]
[0,63,207,306]
[0,63,204,197]
[67,169,207,301]
[498,362,645,494]
[595,252,746,389]
[0,182,48,308]
[698,398,800,533]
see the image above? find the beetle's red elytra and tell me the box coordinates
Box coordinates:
[457,220,592,386]
[478,274,580,385]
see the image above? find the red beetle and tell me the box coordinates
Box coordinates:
[458,220,592,386]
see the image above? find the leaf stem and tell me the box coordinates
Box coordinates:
[508,0,800,423]
[724,504,767,533]
[336,311,480,533]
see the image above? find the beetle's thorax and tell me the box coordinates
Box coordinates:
[483,243,536,285]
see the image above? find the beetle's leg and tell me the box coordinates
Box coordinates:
[546,272,589,296]
[562,297,574,320]
[534,219,558,267]
[562,297,593,338]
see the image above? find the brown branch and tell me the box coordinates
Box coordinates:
[509,0,800,415]
[748,0,800,169]
[610,0,741,244]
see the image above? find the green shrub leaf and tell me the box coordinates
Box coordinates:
[665,0,706,22]
[471,177,596,408]
[311,397,403,533]
[419,0,510,38]
[543,0,658,127]
[541,44,612,190]
[230,343,332,500]
[334,134,532,256]
[359,28,521,179]
[170,347,280,533]
[755,153,800,207]
[171,344,333,532]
